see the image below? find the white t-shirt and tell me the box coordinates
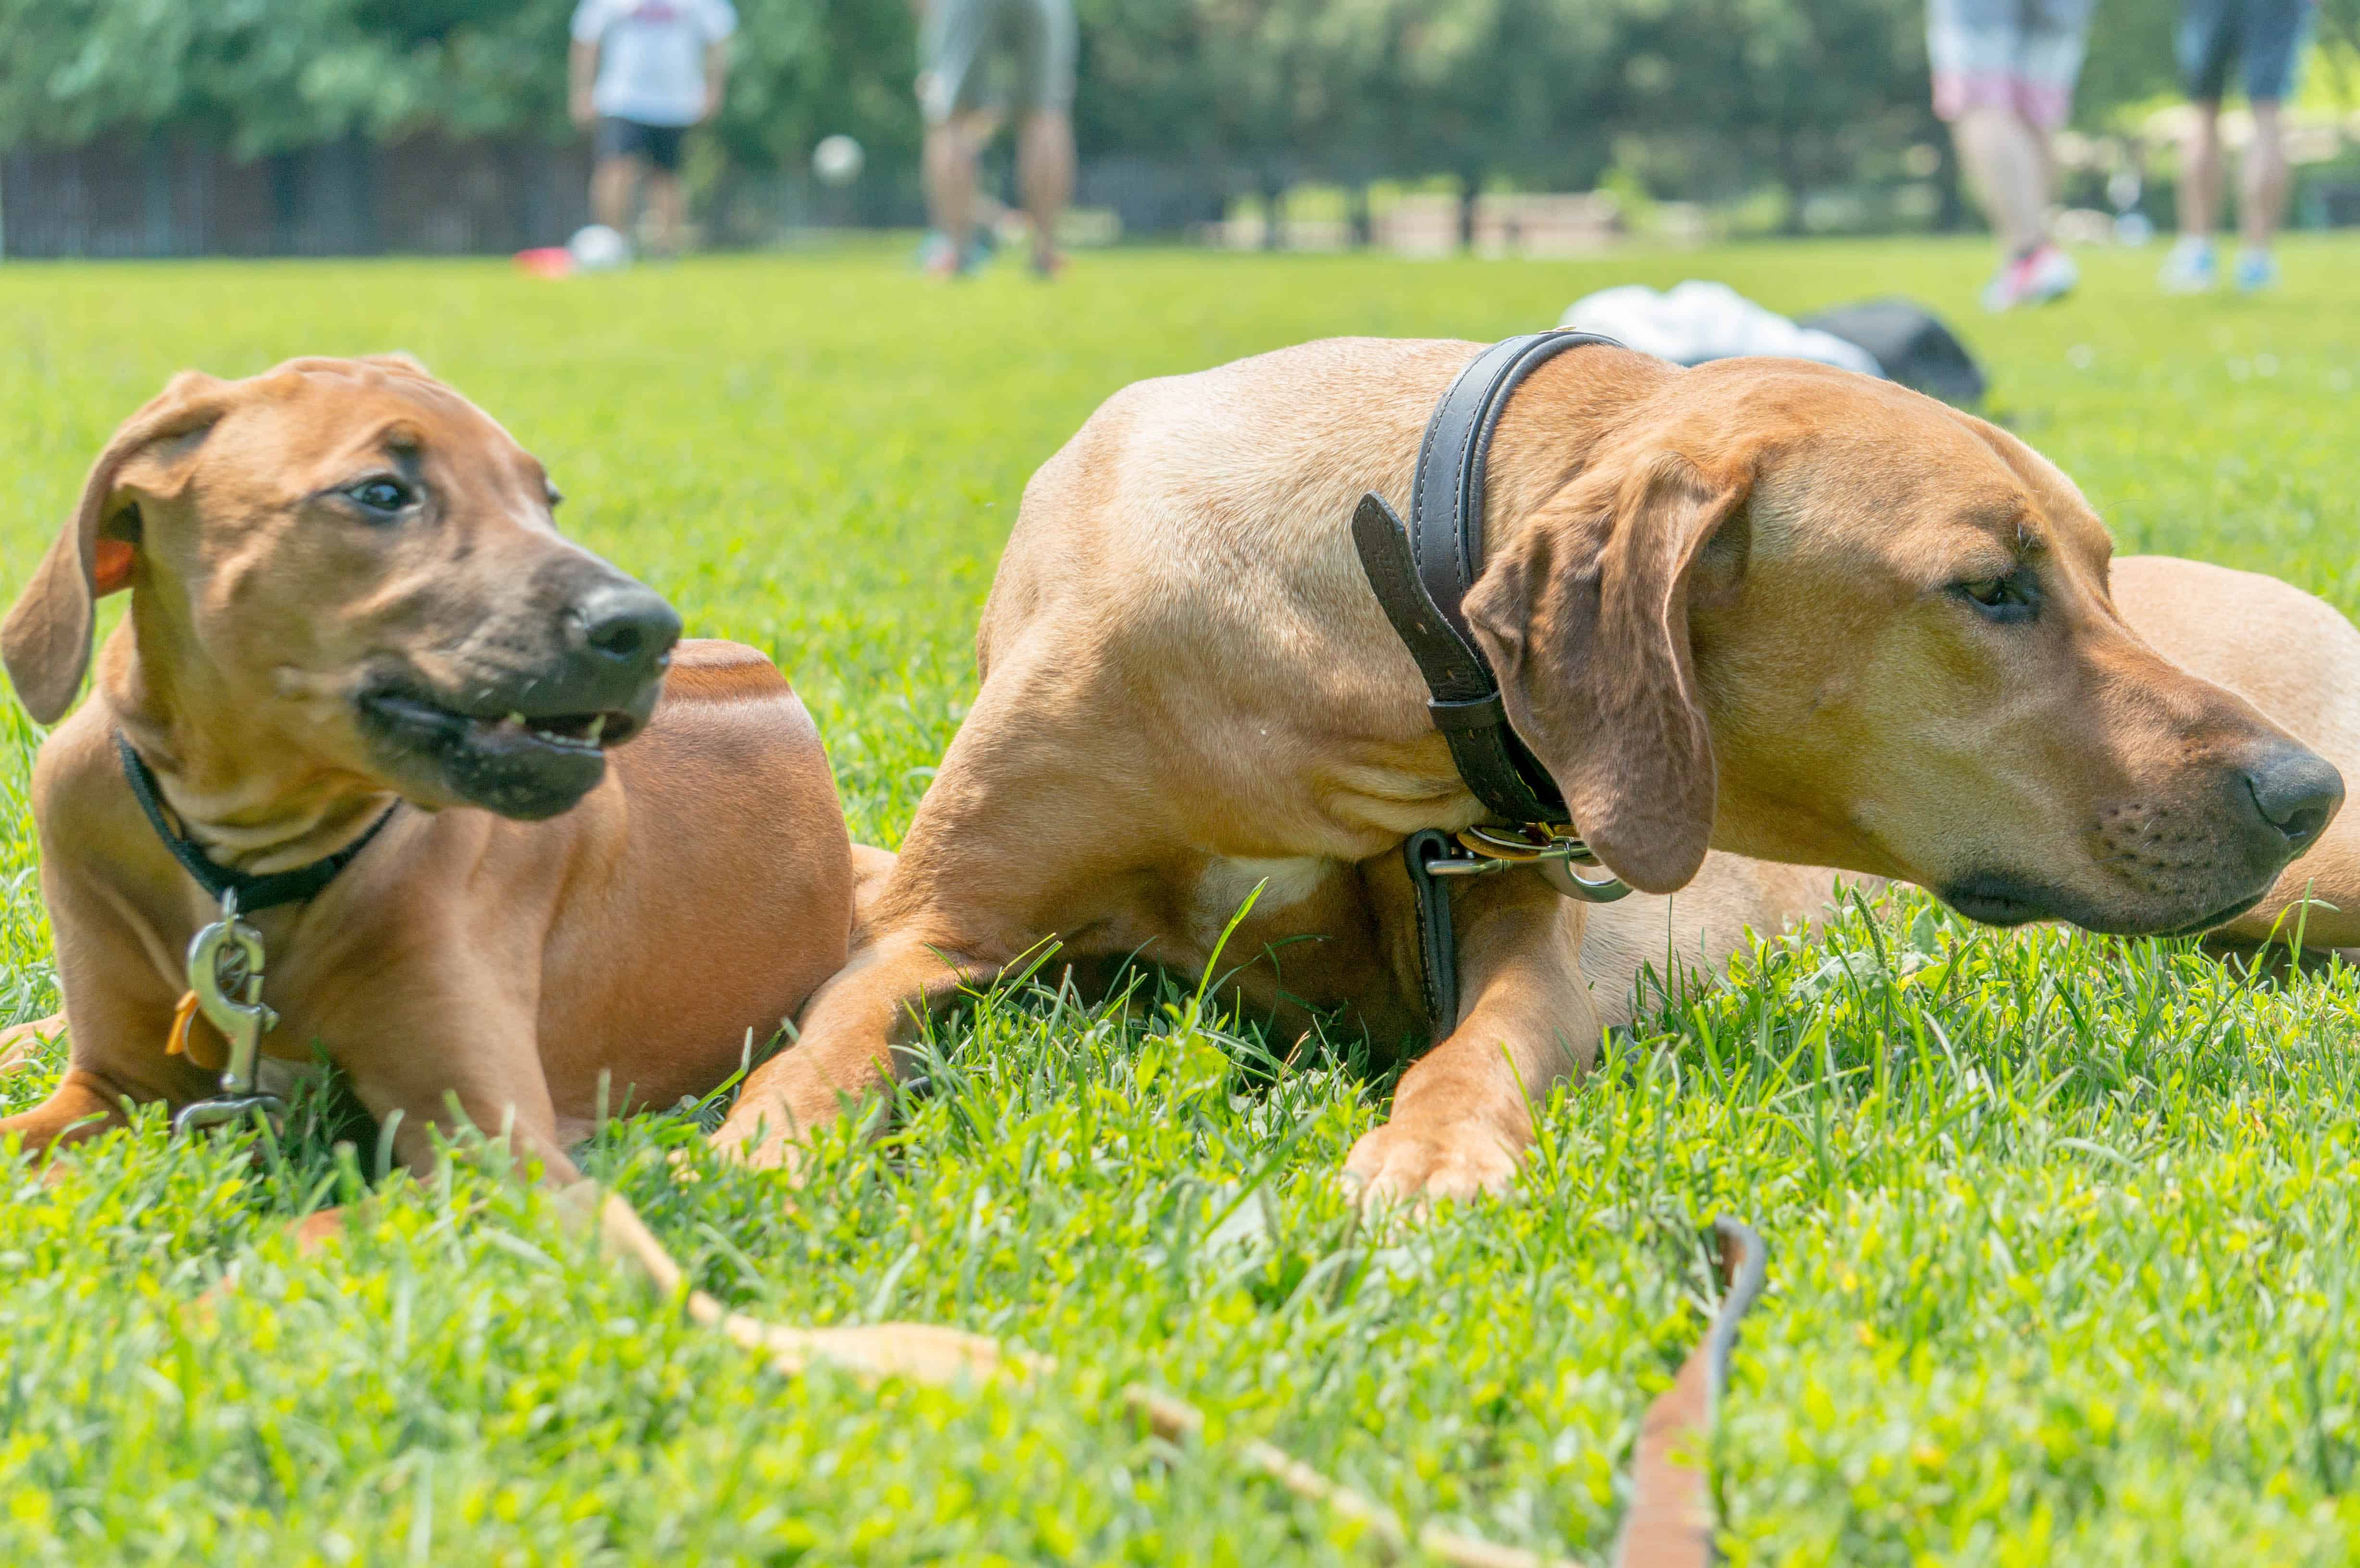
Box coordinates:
[571,0,737,127]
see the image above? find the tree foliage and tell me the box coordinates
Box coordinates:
[0,0,2263,197]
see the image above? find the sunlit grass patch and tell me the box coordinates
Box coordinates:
[4,239,2360,1560]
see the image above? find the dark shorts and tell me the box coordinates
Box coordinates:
[595,117,688,173]
[2179,0,2313,102]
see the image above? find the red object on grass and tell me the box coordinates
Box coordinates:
[514,247,575,279]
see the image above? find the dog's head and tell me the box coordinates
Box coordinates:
[1465,354,2342,936]
[2,355,680,820]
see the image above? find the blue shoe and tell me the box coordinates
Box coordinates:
[916,231,990,278]
[2158,236,2215,294]
[2234,249,2280,294]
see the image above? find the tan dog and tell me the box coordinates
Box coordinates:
[1583,554,2360,1022]
[0,356,852,1175]
[710,340,2341,1204]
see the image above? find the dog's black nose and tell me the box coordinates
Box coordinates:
[2246,745,2344,849]
[568,582,681,673]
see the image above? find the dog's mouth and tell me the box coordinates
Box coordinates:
[356,682,656,820]
[360,693,646,756]
[1939,870,2268,939]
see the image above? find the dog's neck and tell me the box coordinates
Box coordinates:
[98,615,400,879]
[1475,349,1668,552]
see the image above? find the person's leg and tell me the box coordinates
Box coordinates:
[2159,102,2223,290]
[590,146,640,233]
[1012,0,1078,274]
[2236,0,2308,280]
[639,126,688,256]
[917,0,991,273]
[1951,105,2052,256]
[2162,0,2233,287]
[2182,102,2225,239]
[2240,100,2290,252]
[1015,109,1073,270]
[645,171,688,256]
[924,112,992,262]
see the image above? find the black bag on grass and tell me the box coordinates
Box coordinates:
[1798,299,1987,410]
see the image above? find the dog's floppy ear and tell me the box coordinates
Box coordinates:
[2,371,228,723]
[1463,450,1749,894]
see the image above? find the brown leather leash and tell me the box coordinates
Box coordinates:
[575,1188,1768,1566]
[1611,1217,1769,1568]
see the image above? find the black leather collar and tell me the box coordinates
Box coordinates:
[116,731,398,913]
[1351,330,1615,828]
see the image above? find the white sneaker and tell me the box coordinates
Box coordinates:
[1981,243,2078,312]
[2158,236,2217,294]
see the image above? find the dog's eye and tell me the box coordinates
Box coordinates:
[344,478,414,515]
[1955,571,2036,622]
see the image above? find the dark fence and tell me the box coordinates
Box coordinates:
[0,129,1246,257]
[1,134,592,259]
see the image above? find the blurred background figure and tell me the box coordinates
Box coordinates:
[913,0,1077,278]
[2159,0,2315,293]
[570,0,738,260]
[1927,0,2095,310]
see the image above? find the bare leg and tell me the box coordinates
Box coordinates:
[923,112,993,259]
[1016,109,1074,270]
[2241,100,2289,254]
[2181,101,2224,240]
[645,170,688,256]
[1951,106,2053,255]
[591,155,639,233]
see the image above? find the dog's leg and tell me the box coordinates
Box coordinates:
[0,1069,133,1158]
[1345,858,1596,1206]
[708,927,996,1170]
[0,1015,66,1074]
[848,843,897,949]
[333,1000,584,1184]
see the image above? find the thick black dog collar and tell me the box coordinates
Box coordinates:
[1351,331,1629,1025]
[1351,329,1617,829]
[116,731,398,914]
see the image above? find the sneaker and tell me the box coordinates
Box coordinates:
[1981,243,2078,312]
[915,231,990,279]
[2158,235,2217,294]
[2234,248,2280,294]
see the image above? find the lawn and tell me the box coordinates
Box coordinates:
[4,236,2360,1565]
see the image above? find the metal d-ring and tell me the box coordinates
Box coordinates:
[1445,823,1634,904]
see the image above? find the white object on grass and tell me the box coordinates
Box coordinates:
[1559,281,1882,377]
[812,135,865,187]
[568,223,632,272]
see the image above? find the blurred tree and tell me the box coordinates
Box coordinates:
[0,0,2274,223]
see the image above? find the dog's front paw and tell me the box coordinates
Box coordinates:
[1342,1118,1522,1211]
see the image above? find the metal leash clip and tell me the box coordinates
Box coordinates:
[172,888,286,1136]
[1424,822,1634,904]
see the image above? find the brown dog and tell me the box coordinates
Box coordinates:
[1582,554,2360,1022]
[0,356,851,1176]
[709,339,2342,1204]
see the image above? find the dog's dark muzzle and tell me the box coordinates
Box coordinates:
[358,576,682,820]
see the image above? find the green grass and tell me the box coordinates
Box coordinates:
[5,236,2360,1563]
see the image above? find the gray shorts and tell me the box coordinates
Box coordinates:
[1927,0,2095,128]
[917,0,1076,124]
